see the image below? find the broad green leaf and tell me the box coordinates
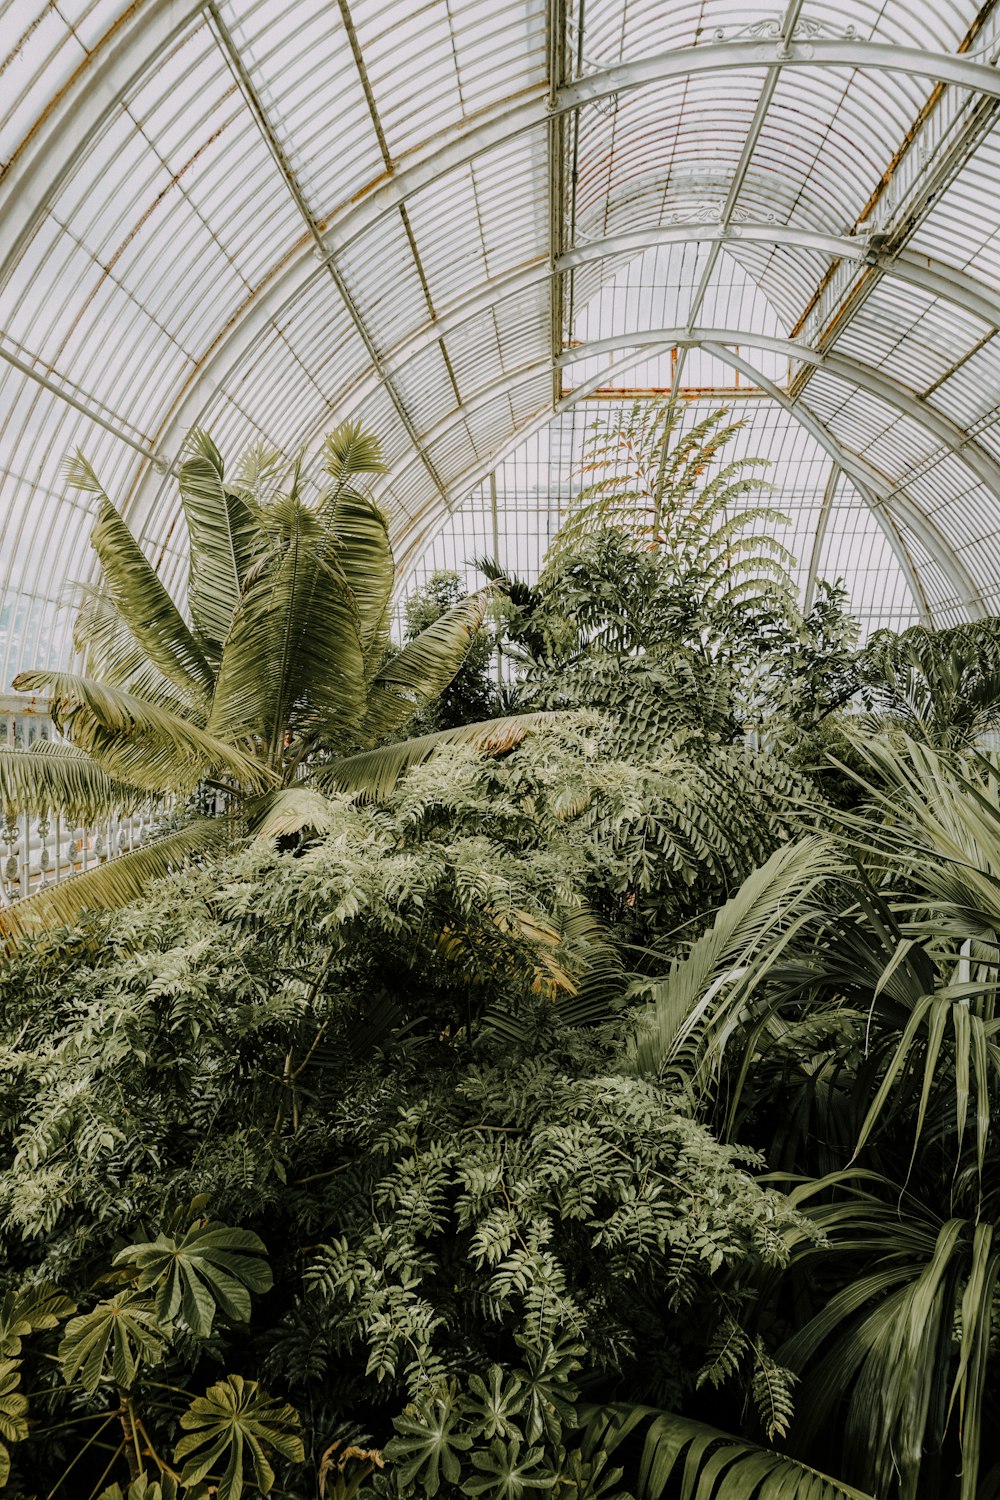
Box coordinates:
[58,1293,167,1393]
[116,1221,272,1336]
[175,1375,304,1500]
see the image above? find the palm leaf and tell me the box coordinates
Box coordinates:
[0,816,231,940]
[626,837,841,1084]
[12,672,270,794]
[72,584,201,710]
[584,1406,873,1499]
[321,489,393,663]
[68,455,215,704]
[208,501,366,764]
[311,711,568,801]
[0,741,148,820]
[359,588,492,741]
[178,430,264,652]
[243,786,341,840]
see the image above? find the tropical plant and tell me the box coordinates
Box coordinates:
[858,616,1000,749]
[1,426,555,937]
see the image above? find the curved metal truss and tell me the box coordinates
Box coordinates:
[5,0,1000,678]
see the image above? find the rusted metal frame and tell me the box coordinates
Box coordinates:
[203,0,452,507]
[0,339,159,461]
[333,0,461,407]
[787,0,1000,401]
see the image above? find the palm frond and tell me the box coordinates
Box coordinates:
[320,421,388,487]
[243,786,340,840]
[12,672,270,795]
[583,1405,873,1499]
[178,430,264,651]
[321,489,393,662]
[359,589,492,741]
[208,506,366,763]
[0,742,148,820]
[625,837,842,1085]
[71,584,200,711]
[0,817,231,941]
[67,455,215,705]
[311,711,569,801]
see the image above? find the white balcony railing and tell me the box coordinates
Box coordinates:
[1,694,170,908]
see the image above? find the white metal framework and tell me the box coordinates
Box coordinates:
[5,0,1000,677]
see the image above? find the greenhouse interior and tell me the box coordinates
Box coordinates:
[6,0,1000,1495]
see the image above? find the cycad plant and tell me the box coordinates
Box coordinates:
[543,397,795,609]
[1,425,550,937]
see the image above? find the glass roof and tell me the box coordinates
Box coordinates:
[4,0,1000,678]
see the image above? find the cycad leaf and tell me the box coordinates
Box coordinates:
[179,431,264,650]
[0,742,148,820]
[360,588,492,740]
[68,456,215,704]
[12,672,269,795]
[312,711,568,801]
[0,817,230,940]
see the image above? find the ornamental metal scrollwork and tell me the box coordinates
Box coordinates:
[711,18,858,43]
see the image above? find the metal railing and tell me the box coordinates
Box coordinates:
[0,694,169,907]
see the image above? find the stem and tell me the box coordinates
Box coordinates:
[45,1414,117,1498]
[119,1396,142,1481]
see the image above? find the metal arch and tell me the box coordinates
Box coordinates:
[10,10,1000,544]
[11,24,1000,279]
[382,332,981,616]
[389,340,954,626]
[557,326,1000,501]
[11,224,1000,480]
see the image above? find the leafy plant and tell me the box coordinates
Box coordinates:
[1,426,557,938]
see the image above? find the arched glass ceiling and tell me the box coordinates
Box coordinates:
[4,0,1000,680]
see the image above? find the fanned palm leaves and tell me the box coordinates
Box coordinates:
[2,424,542,936]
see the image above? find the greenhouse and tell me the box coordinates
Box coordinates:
[3,0,1000,1494]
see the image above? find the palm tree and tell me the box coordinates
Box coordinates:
[0,425,553,938]
[622,736,1000,1498]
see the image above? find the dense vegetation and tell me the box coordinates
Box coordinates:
[2,400,1000,1498]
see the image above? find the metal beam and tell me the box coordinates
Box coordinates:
[0,339,159,461]
[558,326,1000,502]
[804,463,841,613]
[546,0,570,408]
[392,339,957,626]
[699,343,949,619]
[672,0,808,394]
[203,1,452,509]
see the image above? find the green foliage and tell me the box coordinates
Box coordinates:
[3,425,515,937]
[401,570,500,732]
[175,1375,304,1499]
[117,1222,272,1336]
